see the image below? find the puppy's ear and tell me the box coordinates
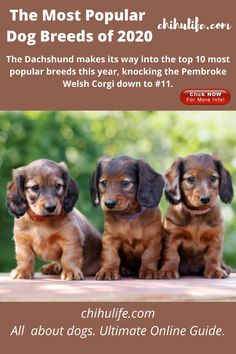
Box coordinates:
[60,163,79,213]
[164,158,183,204]
[214,159,234,203]
[137,160,164,208]
[90,161,102,207]
[6,168,28,218]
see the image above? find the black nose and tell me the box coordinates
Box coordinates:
[105,200,117,209]
[200,196,211,205]
[44,204,56,213]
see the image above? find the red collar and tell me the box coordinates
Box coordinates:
[28,209,48,222]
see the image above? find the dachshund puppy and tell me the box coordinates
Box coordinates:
[159,154,233,279]
[90,156,164,280]
[6,159,101,280]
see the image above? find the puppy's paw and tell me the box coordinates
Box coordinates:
[95,269,120,281]
[220,262,231,276]
[139,269,158,279]
[11,268,34,280]
[61,269,84,281]
[204,268,228,279]
[41,262,62,275]
[158,268,180,279]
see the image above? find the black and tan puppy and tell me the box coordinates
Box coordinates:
[6,159,101,280]
[90,156,164,280]
[159,154,233,279]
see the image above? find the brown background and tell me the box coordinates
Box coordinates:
[0,0,235,110]
[0,302,235,353]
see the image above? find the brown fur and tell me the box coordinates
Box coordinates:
[6,159,101,280]
[90,156,164,280]
[159,154,233,279]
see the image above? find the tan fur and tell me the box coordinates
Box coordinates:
[90,156,164,280]
[98,209,163,280]
[7,159,101,280]
[159,154,233,279]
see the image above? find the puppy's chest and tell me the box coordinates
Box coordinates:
[30,226,62,261]
[179,218,221,248]
[115,222,145,253]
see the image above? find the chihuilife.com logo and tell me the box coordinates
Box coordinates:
[157,17,232,32]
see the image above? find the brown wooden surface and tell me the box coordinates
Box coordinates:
[0,273,236,301]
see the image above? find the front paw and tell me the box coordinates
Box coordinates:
[204,268,228,279]
[158,268,180,279]
[95,269,120,280]
[41,262,62,275]
[139,269,158,279]
[61,269,84,280]
[11,268,34,280]
[220,262,231,276]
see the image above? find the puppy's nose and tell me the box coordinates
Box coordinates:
[44,204,56,213]
[105,200,117,209]
[200,196,211,205]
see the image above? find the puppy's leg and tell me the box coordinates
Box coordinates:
[41,261,62,275]
[159,236,181,279]
[139,238,161,279]
[11,237,35,279]
[60,237,84,280]
[204,238,228,279]
[96,236,121,280]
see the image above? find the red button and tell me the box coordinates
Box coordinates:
[180,89,231,105]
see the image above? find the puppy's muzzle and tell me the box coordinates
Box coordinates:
[104,199,117,209]
[199,195,211,205]
[44,203,57,213]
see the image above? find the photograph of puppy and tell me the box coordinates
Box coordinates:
[159,154,234,279]
[90,156,164,280]
[6,159,101,280]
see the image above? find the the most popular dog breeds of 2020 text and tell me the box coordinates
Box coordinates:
[159,154,233,279]
[7,159,101,280]
[90,156,164,280]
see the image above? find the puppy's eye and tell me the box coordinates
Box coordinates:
[187,176,195,184]
[210,175,217,182]
[121,180,130,188]
[31,185,39,192]
[55,183,63,191]
[100,180,107,188]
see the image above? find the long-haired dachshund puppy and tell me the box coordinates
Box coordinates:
[90,156,164,280]
[6,159,101,280]
[159,153,233,279]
